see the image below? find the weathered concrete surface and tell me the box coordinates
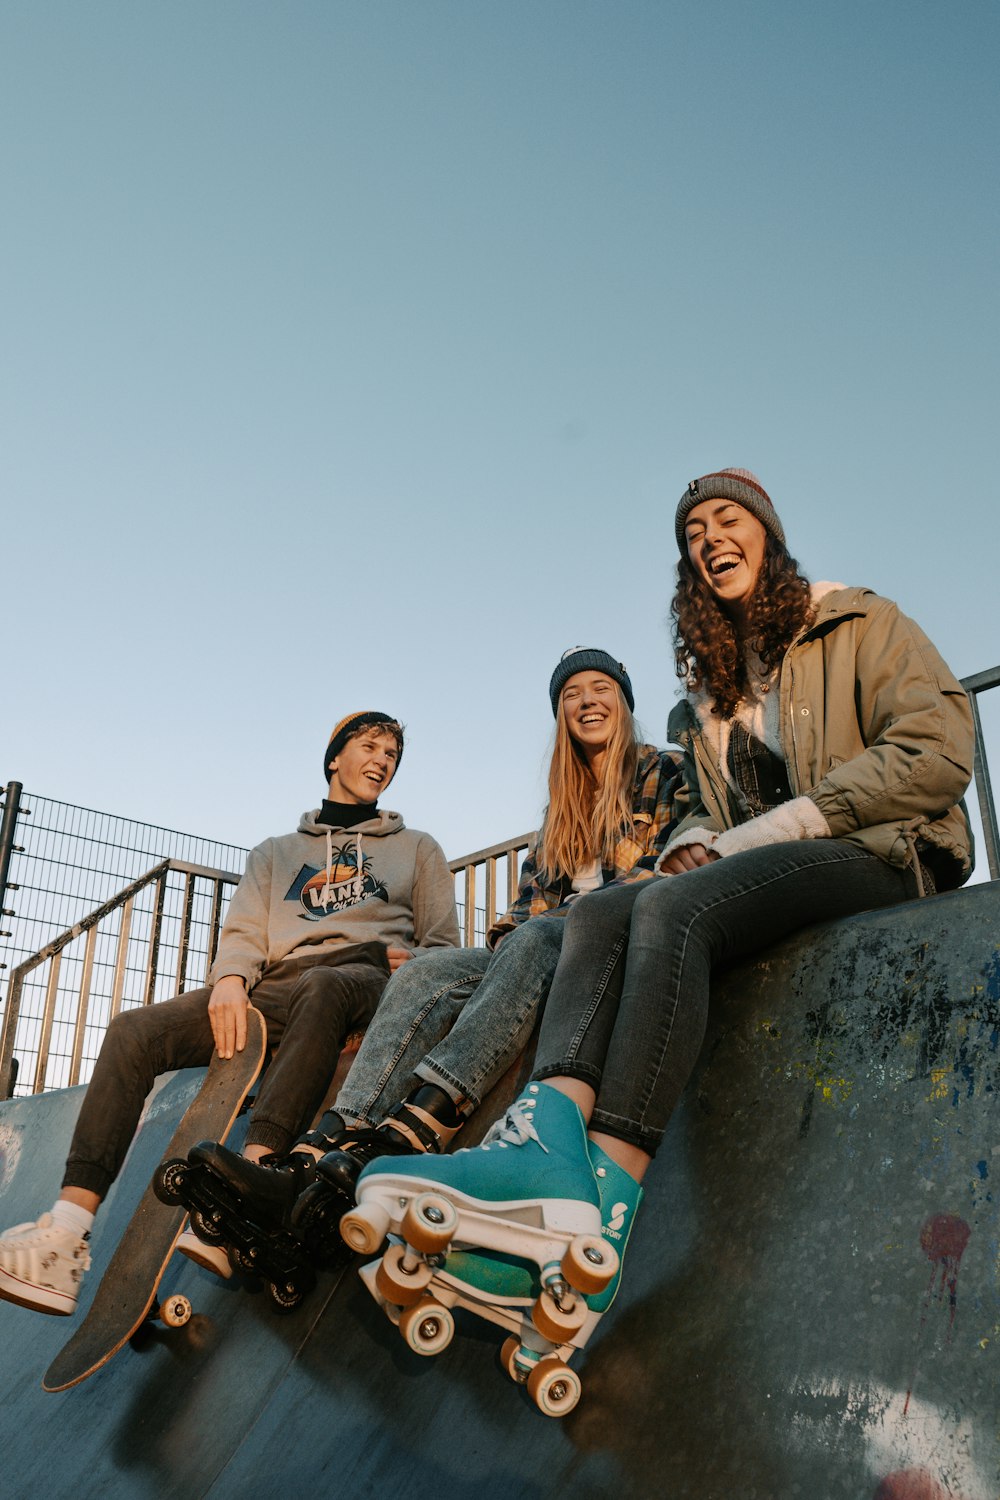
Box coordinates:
[0,883,996,1500]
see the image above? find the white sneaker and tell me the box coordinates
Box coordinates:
[0,1213,91,1316]
[176,1228,232,1280]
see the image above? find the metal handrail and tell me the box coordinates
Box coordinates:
[960,668,998,881]
[449,832,534,947]
[0,858,242,1099]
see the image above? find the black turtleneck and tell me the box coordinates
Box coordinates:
[318,799,378,830]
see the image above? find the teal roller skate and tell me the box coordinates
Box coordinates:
[348,1088,639,1417]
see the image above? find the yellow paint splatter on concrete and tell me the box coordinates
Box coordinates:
[819,1076,853,1104]
[785,1058,855,1106]
[928,1067,951,1101]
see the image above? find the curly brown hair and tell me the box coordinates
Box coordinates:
[671,536,814,718]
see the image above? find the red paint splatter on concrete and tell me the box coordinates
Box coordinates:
[904,1213,972,1415]
[873,1469,955,1500]
[919,1213,971,1327]
[920,1213,972,1264]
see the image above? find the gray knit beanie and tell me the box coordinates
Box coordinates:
[548,647,634,716]
[674,467,785,554]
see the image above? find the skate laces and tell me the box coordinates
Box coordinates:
[481,1099,549,1154]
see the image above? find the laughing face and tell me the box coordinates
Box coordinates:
[684,498,768,624]
[559,670,622,762]
[327,729,399,804]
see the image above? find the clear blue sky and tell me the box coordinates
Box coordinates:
[2,0,997,868]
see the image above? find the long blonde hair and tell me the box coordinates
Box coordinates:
[537,683,640,884]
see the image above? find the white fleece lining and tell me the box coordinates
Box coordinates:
[712,795,831,858]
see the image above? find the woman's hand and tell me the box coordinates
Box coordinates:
[658,843,720,876]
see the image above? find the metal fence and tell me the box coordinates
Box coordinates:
[0,662,994,1099]
[0,793,250,1098]
[0,784,532,1098]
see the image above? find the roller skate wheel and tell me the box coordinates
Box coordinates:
[153,1159,188,1205]
[500,1336,526,1384]
[228,1245,258,1276]
[189,1208,224,1245]
[526,1358,582,1418]
[400,1193,459,1255]
[562,1234,618,1296]
[340,1201,391,1255]
[158,1294,192,1328]
[267,1278,305,1312]
[532,1287,587,1342]
[398,1297,454,1356]
[375,1243,434,1307]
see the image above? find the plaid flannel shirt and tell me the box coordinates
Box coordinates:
[487,745,682,948]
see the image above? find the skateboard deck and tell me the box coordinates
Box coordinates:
[42,1006,267,1392]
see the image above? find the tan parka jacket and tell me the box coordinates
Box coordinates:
[666,586,974,890]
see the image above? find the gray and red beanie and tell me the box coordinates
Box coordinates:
[548,647,635,717]
[323,711,404,782]
[674,467,785,554]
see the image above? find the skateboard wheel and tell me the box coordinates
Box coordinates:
[153,1159,188,1205]
[340,1201,391,1255]
[375,1243,434,1307]
[562,1235,618,1296]
[532,1287,587,1342]
[398,1297,454,1357]
[401,1193,459,1255]
[526,1357,582,1418]
[158,1294,192,1329]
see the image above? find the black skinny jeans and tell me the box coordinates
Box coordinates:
[533,841,916,1155]
[63,944,389,1197]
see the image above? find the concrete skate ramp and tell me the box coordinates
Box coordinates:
[0,883,996,1500]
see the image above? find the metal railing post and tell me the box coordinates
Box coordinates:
[0,970,24,1099]
[144,871,167,1007]
[961,668,1000,881]
[0,781,25,979]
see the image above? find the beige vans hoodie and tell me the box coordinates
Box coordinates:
[208,808,459,989]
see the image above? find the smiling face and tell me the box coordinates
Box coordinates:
[559,670,622,767]
[327,729,400,804]
[684,498,768,625]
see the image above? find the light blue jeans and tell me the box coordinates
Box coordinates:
[336,916,567,1125]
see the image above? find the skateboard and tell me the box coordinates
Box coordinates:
[342,1182,617,1418]
[42,1006,267,1392]
[152,1150,349,1311]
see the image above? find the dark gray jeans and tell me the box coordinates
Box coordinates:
[533,841,916,1155]
[63,944,390,1197]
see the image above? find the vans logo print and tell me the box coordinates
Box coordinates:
[284,854,389,921]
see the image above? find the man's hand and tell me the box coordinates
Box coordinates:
[208,975,249,1058]
[386,947,413,972]
[658,843,721,876]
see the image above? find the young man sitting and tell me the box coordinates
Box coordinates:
[0,711,458,1315]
